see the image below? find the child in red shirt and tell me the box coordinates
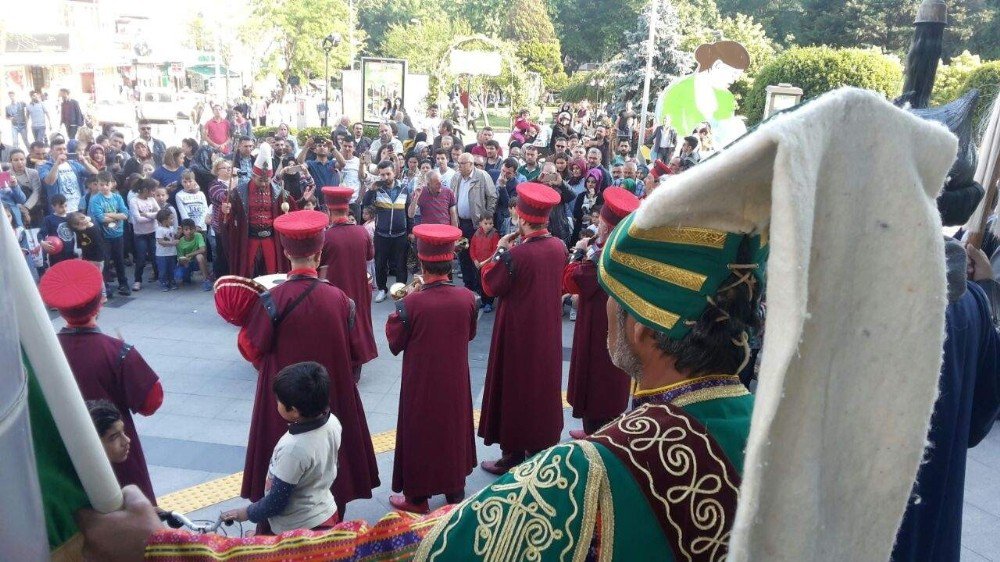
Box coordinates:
[469,215,500,312]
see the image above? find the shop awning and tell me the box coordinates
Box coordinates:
[187,64,240,78]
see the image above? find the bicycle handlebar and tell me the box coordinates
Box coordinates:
[158,511,233,533]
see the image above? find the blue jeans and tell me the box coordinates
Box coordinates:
[10,124,28,149]
[174,259,200,283]
[156,255,176,288]
[31,126,46,143]
[133,233,154,284]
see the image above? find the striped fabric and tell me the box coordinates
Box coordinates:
[145,505,455,561]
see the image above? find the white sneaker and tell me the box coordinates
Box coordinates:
[375,290,387,303]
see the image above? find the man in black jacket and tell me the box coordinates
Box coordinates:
[58,89,85,139]
[362,161,413,302]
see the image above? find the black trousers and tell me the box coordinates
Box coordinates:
[374,234,409,291]
[458,219,492,305]
[103,236,127,287]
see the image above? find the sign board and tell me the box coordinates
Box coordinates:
[449,50,502,77]
[361,58,407,124]
[5,33,71,53]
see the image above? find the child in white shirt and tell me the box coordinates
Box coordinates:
[155,209,179,291]
[222,362,342,533]
[174,171,208,232]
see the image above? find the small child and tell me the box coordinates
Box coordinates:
[362,207,376,288]
[80,175,100,213]
[222,362,342,534]
[152,185,179,226]
[155,209,179,291]
[175,218,211,290]
[39,193,76,266]
[469,215,500,313]
[299,195,318,211]
[86,399,130,466]
[175,170,208,233]
[68,211,109,299]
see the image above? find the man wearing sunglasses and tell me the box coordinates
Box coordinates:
[128,120,166,163]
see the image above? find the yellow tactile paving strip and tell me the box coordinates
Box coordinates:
[159,393,573,513]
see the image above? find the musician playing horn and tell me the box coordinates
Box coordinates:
[563,187,641,438]
[478,182,569,475]
[385,224,480,514]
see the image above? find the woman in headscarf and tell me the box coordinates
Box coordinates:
[571,168,604,243]
[122,139,158,180]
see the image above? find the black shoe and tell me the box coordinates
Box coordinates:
[118,286,132,296]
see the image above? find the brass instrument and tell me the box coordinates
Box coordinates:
[455,237,469,252]
[389,275,424,300]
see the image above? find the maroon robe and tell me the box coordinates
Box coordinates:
[237,272,379,507]
[479,231,568,453]
[57,328,160,503]
[223,182,296,278]
[563,253,630,421]
[386,280,478,498]
[320,220,377,367]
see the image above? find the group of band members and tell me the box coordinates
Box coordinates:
[204,175,643,525]
[35,157,646,529]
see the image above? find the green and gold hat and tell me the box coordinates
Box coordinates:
[598,213,768,340]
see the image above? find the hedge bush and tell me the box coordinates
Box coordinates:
[743,47,903,125]
[957,61,1000,134]
[251,123,380,143]
[931,50,983,106]
[561,71,603,103]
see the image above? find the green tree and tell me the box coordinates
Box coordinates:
[967,0,1000,59]
[380,18,473,74]
[607,0,695,112]
[547,0,645,67]
[355,0,447,55]
[502,0,565,91]
[243,0,357,97]
[943,0,998,59]
[719,13,779,105]
[674,0,723,50]
[743,46,903,125]
[797,0,913,53]
[504,0,559,44]
[444,0,508,37]
[716,0,803,45]
[183,13,235,70]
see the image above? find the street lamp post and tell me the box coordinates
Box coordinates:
[322,33,341,128]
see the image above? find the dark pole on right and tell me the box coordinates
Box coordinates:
[902,0,947,109]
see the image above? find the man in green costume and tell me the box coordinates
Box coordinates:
[414,210,766,561]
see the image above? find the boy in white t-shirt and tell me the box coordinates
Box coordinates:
[154,209,179,291]
[174,170,208,232]
[223,362,342,534]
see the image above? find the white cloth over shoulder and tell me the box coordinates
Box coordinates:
[633,88,957,561]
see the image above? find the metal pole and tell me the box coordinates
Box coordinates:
[349,0,356,70]
[324,49,330,128]
[636,0,658,161]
